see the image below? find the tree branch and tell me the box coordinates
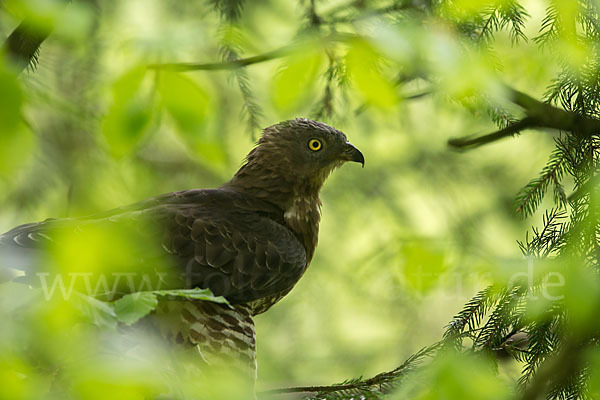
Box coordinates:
[448,117,537,148]
[3,19,52,73]
[258,342,441,398]
[147,46,292,72]
[148,33,356,72]
[448,86,600,149]
[518,330,594,400]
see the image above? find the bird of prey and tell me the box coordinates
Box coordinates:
[0,118,364,390]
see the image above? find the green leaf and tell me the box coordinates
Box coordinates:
[54,1,95,40]
[152,288,229,304]
[406,351,510,400]
[113,292,159,326]
[111,288,228,326]
[271,49,325,111]
[0,123,34,178]
[345,38,398,108]
[158,72,225,165]
[0,65,23,134]
[73,292,118,330]
[0,60,35,177]
[5,0,64,34]
[158,72,210,134]
[101,66,153,157]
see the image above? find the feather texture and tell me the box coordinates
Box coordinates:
[0,118,364,390]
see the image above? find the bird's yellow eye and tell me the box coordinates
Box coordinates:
[308,138,322,151]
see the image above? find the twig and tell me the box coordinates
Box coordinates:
[260,383,362,395]
[259,342,442,397]
[147,46,292,71]
[448,117,536,148]
[404,90,431,100]
[448,86,600,149]
[148,33,356,72]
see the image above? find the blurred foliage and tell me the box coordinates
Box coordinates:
[1,0,600,399]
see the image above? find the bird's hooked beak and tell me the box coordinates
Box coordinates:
[342,142,365,167]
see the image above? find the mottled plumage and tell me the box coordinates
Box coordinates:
[0,118,364,385]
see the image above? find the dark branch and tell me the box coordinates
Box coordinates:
[448,117,536,148]
[3,20,51,73]
[509,88,600,135]
[148,46,291,72]
[260,383,364,395]
[448,86,600,149]
[404,90,431,100]
[148,33,356,72]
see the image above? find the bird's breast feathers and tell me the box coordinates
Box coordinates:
[282,194,321,263]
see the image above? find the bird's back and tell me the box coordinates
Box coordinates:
[0,188,308,313]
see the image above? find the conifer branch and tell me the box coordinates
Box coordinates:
[518,319,558,388]
[3,18,50,73]
[444,286,499,347]
[514,144,569,217]
[474,287,524,350]
[259,343,441,398]
[448,87,600,149]
[519,333,590,400]
[217,27,263,134]
[208,0,246,21]
[313,50,347,121]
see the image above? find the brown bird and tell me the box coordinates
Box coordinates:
[0,118,364,390]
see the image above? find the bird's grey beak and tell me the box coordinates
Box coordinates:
[343,142,365,167]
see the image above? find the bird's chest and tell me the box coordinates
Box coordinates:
[284,195,321,262]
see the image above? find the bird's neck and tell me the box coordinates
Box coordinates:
[223,164,322,261]
[282,181,322,262]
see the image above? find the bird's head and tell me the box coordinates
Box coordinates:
[250,118,363,177]
[260,118,363,171]
[226,118,364,207]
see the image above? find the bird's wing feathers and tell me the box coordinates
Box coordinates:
[0,189,307,305]
[158,196,308,304]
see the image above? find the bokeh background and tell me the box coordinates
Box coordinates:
[0,0,577,398]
